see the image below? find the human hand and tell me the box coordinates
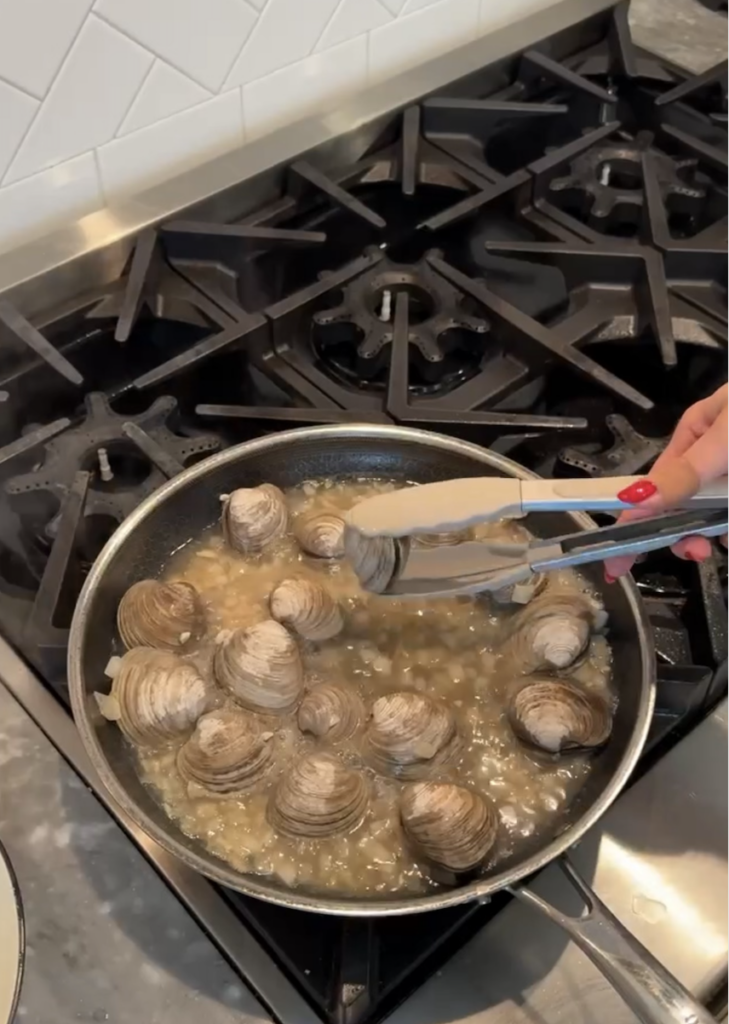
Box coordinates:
[604,383,728,581]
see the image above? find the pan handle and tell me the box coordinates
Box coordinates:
[509,858,716,1024]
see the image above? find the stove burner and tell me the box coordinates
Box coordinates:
[312,252,488,390]
[559,412,667,476]
[5,392,221,542]
[548,139,705,229]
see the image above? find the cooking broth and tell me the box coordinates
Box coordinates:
[134,478,614,896]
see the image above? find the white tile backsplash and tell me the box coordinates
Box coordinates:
[0,81,39,181]
[243,37,368,141]
[0,153,102,255]
[223,0,341,87]
[4,16,153,184]
[0,0,94,98]
[118,60,211,135]
[315,0,392,51]
[97,90,243,200]
[94,0,258,91]
[369,0,480,82]
[0,0,567,253]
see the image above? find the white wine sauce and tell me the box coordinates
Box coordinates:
[136,478,614,896]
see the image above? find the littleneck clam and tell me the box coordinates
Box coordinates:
[117,579,205,650]
[294,512,346,559]
[221,483,288,554]
[343,524,404,594]
[365,691,460,780]
[214,620,304,714]
[297,682,366,742]
[268,751,369,838]
[400,781,499,874]
[98,648,214,746]
[270,578,343,641]
[177,708,276,794]
[504,590,603,673]
[508,678,612,753]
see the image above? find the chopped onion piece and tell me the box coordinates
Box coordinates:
[104,655,122,679]
[94,691,122,721]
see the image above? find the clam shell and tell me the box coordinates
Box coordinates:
[270,578,343,642]
[294,513,346,559]
[214,620,304,714]
[508,678,612,753]
[365,691,460,780]
[177,708,276,794]
[343,525,405,594]
[298,683,365,742]
[504,590,601,673]
[268,752,369,838]
[401,781,498,873]
[413,530,471,548]
[221,484,288,554]
[103,648,214,746]
[117,579,205,651]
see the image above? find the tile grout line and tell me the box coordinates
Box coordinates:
[0,12,96,187]
[309,0,347,55]
[218,6,262,91]
[114,56,158,138]
[0,72,42,104]
[91,10,219,93]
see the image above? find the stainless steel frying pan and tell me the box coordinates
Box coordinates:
[68,425,714,1024]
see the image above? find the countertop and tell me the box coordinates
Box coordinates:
[0,2,726,1023]
[0,681,270,1024]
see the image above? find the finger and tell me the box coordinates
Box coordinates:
[671,535,713,561]
[660,385,728,463]
[604,506,653,579]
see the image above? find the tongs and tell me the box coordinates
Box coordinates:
[346,475,728,598]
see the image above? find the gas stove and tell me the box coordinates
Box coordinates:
[0,4,725,1024]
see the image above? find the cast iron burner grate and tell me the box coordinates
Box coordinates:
[311,250,489,392]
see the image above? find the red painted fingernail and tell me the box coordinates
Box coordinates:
[604,572,617,584]
[617,479,658,504]
[685,552,706,562]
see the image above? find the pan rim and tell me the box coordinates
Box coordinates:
[68,423,656,916]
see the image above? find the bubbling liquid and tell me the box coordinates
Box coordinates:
[135,478,613,896]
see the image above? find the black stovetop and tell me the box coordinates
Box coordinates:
[0,4,725,1023]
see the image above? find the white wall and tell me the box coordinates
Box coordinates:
[0,0,559,255]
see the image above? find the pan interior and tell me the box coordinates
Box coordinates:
[71,430,652,914]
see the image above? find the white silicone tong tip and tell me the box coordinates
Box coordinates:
[347,478,524,537]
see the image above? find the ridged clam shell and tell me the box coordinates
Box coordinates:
[365,691,460,780]
[102,648,214,746]
[294,513,346,559]
[401,781,498,873]
[297,683,365,742]
[267,752,369,838]
[505,591,600,673]
[221,484,288,554]
[270,578,343,641]
[117,579,205,651]
[343,525,404,594]
[214,620,304,714]
[508,678,612,753]
[177,708,276,794]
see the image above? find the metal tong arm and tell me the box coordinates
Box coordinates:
[386,510,729,598]
[526,508,729,576]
